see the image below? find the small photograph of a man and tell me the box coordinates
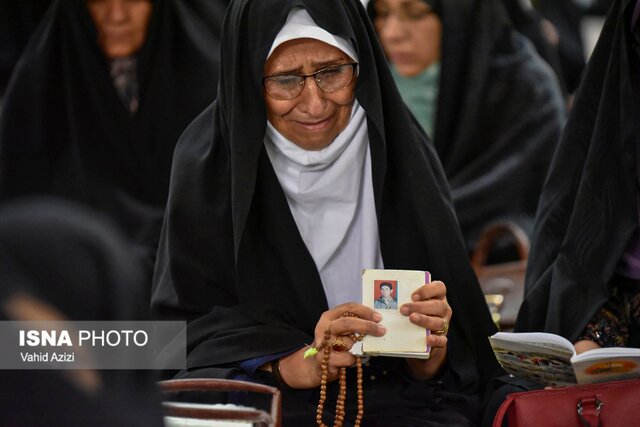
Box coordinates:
[373,280,398,310]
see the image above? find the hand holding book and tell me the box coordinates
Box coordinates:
[275,302,384,389]
[356,269,452,379]
[278,269,452,388]
[401,278,451,379]
[489,332,640,386]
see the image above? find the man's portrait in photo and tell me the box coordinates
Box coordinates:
[373,280,398,310]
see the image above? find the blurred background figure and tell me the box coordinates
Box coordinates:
[500,0,568,96]
[534,0,613,96]
[0,197,164,426]
[367,0,566,259]
[534,0,590,95]
[0,0,228,290]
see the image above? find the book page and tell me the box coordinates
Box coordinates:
[490,332,576,355]
[572,347,640,384]
[489,332,577,386]
[165,403,255,427]
[572,346,640,362]
[361,269,430,357]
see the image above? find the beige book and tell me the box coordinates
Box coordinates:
[356,269,430,359]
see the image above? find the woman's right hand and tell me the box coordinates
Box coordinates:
[277,302,386,389]
[574,339,601,354]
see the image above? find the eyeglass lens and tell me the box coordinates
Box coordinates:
[264,63,356,100]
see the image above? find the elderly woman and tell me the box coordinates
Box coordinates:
[0,0,227,285]
[152,0,502,425]
[367,0,566,256]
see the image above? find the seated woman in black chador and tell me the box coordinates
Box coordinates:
[367,0,566,257]
[0,0,227,284]
[152,1,503,425]
[516,0,640,354]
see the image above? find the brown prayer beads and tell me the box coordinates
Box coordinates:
[315,312,365,427]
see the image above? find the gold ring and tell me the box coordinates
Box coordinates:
[434,318,449,335]
[331,338,348,352]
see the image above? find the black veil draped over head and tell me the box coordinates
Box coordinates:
[0,197,163,427]
[153,0,502,422]
[368,0,566,251]
[0,0,227,262]
[499,0,566,94]
[535,0,588,94]
[516,0,639,339]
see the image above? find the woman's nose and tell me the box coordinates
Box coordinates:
[380,14,406,43]
[298,78,327,116]
[106,0,128,23]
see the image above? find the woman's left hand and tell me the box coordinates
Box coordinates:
[399,280,452,380]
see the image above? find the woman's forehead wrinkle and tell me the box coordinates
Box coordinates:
[266,41,350,75]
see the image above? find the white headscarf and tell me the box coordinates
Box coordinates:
[264,8,383,308]
[267,8,358,61]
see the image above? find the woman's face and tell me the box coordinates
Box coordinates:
[374,0,442,77]
[263,38,357,151]
[86,0,153,59]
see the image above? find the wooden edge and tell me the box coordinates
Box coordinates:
[159,378,282,427]
[471,222,530,268]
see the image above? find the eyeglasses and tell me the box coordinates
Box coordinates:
[374,4,435,22]
[263,62,358,100]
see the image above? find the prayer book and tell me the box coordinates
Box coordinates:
[352,269,430,359]
[489,332,640,386]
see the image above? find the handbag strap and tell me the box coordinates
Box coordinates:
[492,394,516,427]
[470,222,530,268]
[577,395,603,427]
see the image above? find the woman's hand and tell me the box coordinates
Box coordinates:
[276,302,386,389]
[574,339,601,354]
[400,280,452,380]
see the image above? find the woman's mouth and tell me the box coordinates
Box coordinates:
[295,116,332,131]
[389,52,413,65]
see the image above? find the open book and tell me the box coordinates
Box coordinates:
[353,269,430,359]
[489,332,640,386]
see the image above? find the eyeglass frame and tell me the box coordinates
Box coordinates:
[373,2,436,22]
[262,62,359,100]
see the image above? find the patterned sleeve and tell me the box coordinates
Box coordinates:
[576,281,630,348]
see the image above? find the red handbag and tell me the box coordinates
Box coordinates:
[493,378,640,427]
